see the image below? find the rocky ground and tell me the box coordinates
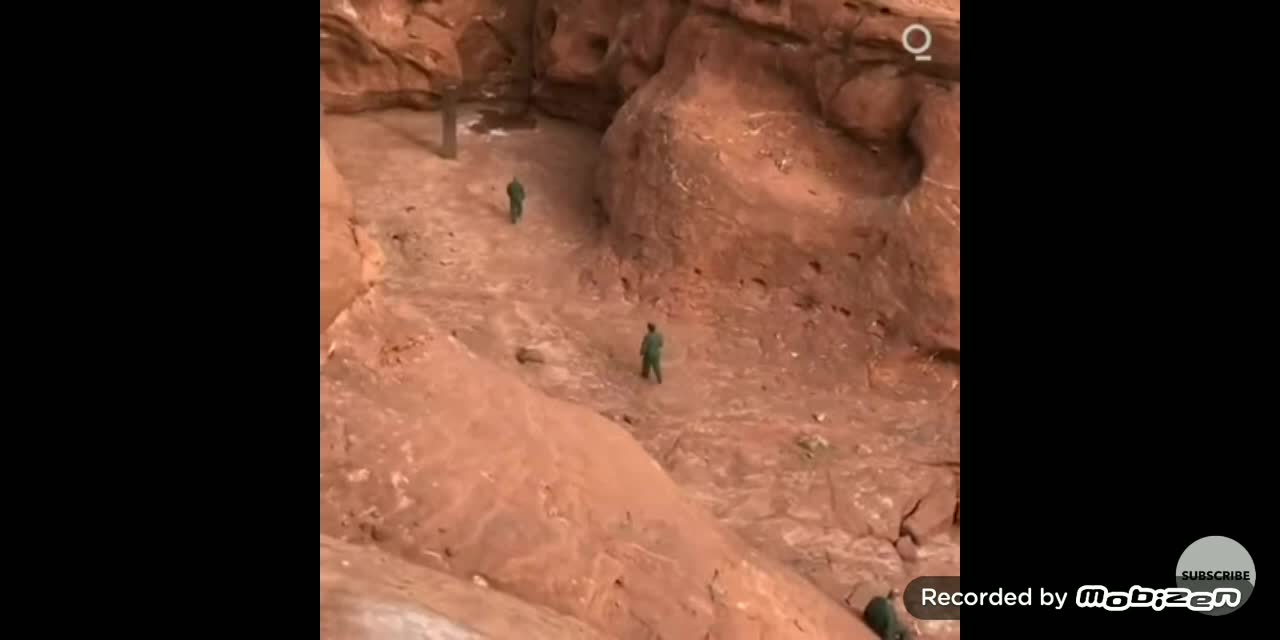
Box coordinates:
[322,535,611,639]
[320,1,959,637]
[320,107,958,639]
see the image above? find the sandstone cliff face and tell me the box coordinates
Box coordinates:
[320,136,380,333]
[321,0,548,112]
[594,1,959,350]
[320,137,363,333]
[318,1,959,130]
[530,0,623,128]
[321,0,467,112]
[871,83,959,351]
[320,1,959,632]
[321,293,880,640]
[526,0,963,350]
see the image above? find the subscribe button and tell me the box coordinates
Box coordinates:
[903,576,965,620]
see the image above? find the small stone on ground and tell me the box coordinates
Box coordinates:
[895,536,918,561]
[516,347,546,364]
[796,434,830,453]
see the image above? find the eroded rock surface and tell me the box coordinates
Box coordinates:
[318,0,960,636]
[320,291,880,640]
[320,0,469,112]
[867,84,960,351]
[591,1,959,350]
[320,137,379,333]
[315,1,963,354]
[538,0,962,133]
[902,470,960,543]
[321,535,611,639]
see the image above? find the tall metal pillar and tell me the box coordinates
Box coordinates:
[441,85,458,160]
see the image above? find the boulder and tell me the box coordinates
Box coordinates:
[515,346,547,364]
[591,3,959,350]
[796,433,831,453]
[895,535,919,562]
[596,12,921,317]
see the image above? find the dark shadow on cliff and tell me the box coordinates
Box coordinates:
[926,347,960,366]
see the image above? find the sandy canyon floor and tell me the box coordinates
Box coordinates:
[320,107,960,640]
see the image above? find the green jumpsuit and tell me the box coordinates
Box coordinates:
[864,596,911,640]
[640,329,664,384]
[507,178,525,224]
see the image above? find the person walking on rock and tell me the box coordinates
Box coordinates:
[506,177,526,224]
[640,322,664,384]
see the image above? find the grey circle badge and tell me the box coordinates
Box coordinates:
[1174,536,1255,616]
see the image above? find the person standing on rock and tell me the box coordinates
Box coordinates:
[640,323,664,384]
[506,177,526,224]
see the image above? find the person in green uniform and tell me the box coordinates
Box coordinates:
[506,177,526,224]
[640,322,664,384]
[864,593,912,640]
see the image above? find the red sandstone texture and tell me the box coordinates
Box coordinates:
[320,135,380,333]
[321,535,610,639]
[320,0,466,112]
[317,1,960,353]
[319,0,959,636]
[872,83,959,352]
[321,292,881,640]
[319,106,959,635]
[593,1,958,352]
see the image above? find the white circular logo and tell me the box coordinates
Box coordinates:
[1175,536,1255,615]
[901,24,933,56]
